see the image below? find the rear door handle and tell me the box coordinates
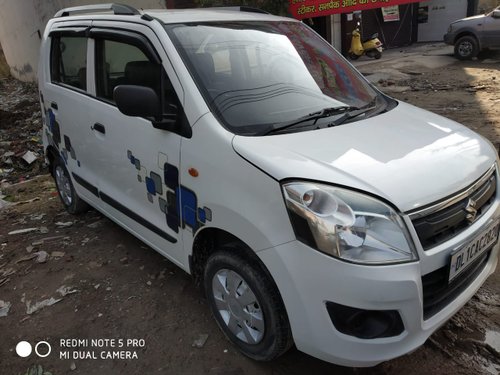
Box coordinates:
[91,123,106,134]
[51,102,58,110]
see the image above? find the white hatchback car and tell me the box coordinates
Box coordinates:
[39,4,499,367]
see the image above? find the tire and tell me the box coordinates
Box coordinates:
[204,249,292,361]
[53,157,89,214]
[348,52,360,60]
[374,50,382,59]
[454,36,479,60]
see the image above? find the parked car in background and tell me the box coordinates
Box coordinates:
[444,6,500,59]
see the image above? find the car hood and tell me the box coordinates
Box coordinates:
[232,102,497,213]
[452,14,485,25]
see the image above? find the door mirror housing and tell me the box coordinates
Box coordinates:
[492,10,500,18]
[113,85,192,138]
[114,85,161,119]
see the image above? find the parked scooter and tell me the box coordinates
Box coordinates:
[348,22,383,60]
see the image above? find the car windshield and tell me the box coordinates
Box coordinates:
[165,21,385,136]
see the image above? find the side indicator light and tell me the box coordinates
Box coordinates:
[188,168,199,177]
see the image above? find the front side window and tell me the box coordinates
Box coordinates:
[167,21,389,135]
[95,39,159,102]
[50,36,87,90]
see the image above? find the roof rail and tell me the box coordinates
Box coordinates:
[54,3,140,18]
[207,6,270,15]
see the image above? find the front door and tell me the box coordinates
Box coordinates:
[482,12,500,48]
[86,22,185,266]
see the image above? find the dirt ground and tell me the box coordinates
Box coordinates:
[1,46,500,375]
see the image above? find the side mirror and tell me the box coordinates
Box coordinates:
[114,85,161,120]
[113,85,192,138]
[492,10,500,18]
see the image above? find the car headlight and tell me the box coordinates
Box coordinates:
[282,182,418,265]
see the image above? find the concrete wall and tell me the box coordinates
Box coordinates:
[0,0,166,81]
[417,0,468,42]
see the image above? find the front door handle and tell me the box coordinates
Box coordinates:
[91,123,106,134]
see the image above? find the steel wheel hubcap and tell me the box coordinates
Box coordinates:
[55,165,73,206]
[212,269,264,344]
[459,41,473,56]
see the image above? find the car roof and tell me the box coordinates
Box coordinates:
[143,8,294,24]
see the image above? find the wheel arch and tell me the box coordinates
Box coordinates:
[46,145,59,175]
[454,31,482,50]
[190,227,275,288]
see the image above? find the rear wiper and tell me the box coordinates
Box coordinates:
[261,106,357,136]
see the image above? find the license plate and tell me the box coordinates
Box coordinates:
[449,219,500,282]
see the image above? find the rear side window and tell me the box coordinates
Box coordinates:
[95,39,160,102]
[50,36,87,90]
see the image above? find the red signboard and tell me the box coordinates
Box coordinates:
[289,0,420,20]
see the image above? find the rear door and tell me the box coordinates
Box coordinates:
[43,22,101,207]
[86,22,185,265]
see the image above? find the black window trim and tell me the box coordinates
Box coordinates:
[92,28,165,107]
[89,28,161,64]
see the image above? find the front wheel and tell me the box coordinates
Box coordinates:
[53,157,89,214]
[204,249,292,361]
[454,36,479,60]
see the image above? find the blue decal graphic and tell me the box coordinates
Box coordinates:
[44,108,80,167]
[126,151,211,235]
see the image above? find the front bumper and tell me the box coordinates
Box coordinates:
[258,207,500,367]
[443,32,454,45]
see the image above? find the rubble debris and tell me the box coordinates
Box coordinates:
[26,297,62,315]
[0,300,11,317]
[51,251,65,258]
[30,213,46,221]
[56,285,78,297]
[32,235,65,245]
[0,79,44,184]
[192,334,209,348]
[34,251,49,263]
[87,221,101,229]
[16,254,37,264]
[70,362,77,371]
[8,227,39,235]
[55,221,73,228]
[21,150,38,165]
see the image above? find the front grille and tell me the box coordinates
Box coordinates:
[421,250,490,320]
[412,172,496,250]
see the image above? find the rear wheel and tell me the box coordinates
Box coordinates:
[348,52,360,60]
[454,36,479,60]
[53,157,89,214]
[204,249,292,361]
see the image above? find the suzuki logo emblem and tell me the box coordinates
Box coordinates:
[465,198,478,223]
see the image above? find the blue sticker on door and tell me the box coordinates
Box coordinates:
[127,150,211,235]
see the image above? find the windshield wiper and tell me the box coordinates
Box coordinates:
[327,100,377,127]
[260,106,357,136]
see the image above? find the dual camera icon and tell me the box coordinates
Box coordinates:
[16,341,51,358]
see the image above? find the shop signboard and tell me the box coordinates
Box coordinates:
[289,0,419,19]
